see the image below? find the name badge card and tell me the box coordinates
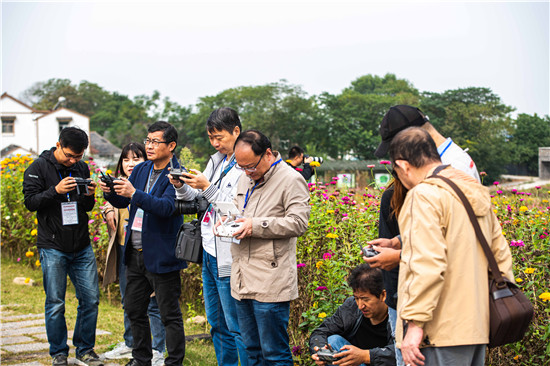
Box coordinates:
[131,208,144,232]
[61,202,79,225]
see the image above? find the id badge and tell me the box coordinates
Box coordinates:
[61,201,79,226]
[131,208,144,232]
[202,210,212,225]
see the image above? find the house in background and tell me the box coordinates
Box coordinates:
[89,131,121,169]
[1,92,90,156]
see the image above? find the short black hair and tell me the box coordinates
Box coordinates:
[288,146,304,160]
[206,107,242,134]
[148,121,178,151]
[234,129,271,156]
[115,142,147,177]
[59,127,88,152]
[389,127,441,168]
[347,264,384,297]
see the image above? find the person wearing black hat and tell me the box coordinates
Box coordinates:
[365,105,480,366]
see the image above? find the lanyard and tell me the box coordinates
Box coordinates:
[439,139,453,158]
[214,155,237,188]
[243,158,282,210]
[58,171,72,201]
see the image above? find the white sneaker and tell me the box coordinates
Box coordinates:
[103,342,133,359]
[152,350,165,366]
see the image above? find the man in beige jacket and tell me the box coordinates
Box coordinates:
[389,128,513,366]
[226,129,311,365]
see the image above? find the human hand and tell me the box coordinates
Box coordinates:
[112,177,136,198]
[368,236,400,249]
[55,176,77,195]
[105,211,116,232]
[98,179,111,194]
[233,217,252,240]
[401,322,426,366]
[311,346,327,366]
[363,246,401,270]
[333,344,369,366]
[304,157,314,164]
[167,172,184,189]
[181,169,211,191]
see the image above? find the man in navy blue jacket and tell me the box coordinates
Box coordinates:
[101,121,186,366]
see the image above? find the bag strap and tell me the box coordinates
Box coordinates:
[428,172,507,289]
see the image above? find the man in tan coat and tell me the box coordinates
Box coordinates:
[225,129,311,365]
[389,128,513,366]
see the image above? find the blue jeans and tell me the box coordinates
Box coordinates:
[235,299,293,365]
[39,245,100,358]
[202,251,247,366]
[119,245,166,353]
[388,307,404,366]
[326,335,366,366]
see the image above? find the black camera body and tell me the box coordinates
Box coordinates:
[174,196,210,216]
[316,348,341,362]
[100,172,121,191]
[363,247,379,258]
[73,177,92,195]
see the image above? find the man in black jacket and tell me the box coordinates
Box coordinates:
[309,265,395,366]
[287,145,314,181]
[23,127,102,366]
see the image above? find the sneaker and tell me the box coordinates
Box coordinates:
[76,350,104,366]
[104,341,133,359]
[52,354,68,366]
[152,350,165,366]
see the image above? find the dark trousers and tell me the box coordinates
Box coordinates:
[125,247,185,365]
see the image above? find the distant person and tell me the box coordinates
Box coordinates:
[226,130,311,364]
[365,105,481,366]
[101,142,166,365]
[23,127,103,366]
[309,265,396,366]
[100,121,186,366]
[170,107,247,366]
[388,127,513,366]
[287,145,314,180]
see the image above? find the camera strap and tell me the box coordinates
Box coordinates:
[57,170,72,201]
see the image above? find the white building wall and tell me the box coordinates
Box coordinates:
[0,96,39,153]
[36,108,90,153]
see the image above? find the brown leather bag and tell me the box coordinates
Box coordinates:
[429,172,534,348]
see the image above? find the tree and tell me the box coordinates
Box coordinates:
[508,113,550,175]
[420,87,515,182]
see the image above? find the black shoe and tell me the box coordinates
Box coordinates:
[125,359,151,366]
[76,350,104,366]
[52,354,68,366]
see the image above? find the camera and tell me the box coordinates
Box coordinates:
[73,177,92,195]
[316,348,341,362]
[174,196,210,216]
[99,171,121,191]
[304,155,324,164]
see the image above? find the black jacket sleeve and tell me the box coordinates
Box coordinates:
[300,163,313,181]
[368,321,397,366]
[23,159,65,212]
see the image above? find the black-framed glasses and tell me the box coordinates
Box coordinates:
[237,152,265,172]
[61,148,84,161]
[143,139,168,148]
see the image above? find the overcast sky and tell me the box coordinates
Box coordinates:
[2,0,549,117]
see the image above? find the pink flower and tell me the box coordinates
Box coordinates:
[511,189,518,194]
[535,186,541,189]
[316,286,328,291]
[322,253,333,260]
[379,160,391,165]
[367,164,375,168]
[297,263,306,268]
[17,257,21,262]
[95,168,101,172]
[480,171,487,176]
[330,181,337,185]
[88,219,95,224]
[93,236,99,242]
[90,161,96,166]
[493,181,500,186]
[496,190,503,194]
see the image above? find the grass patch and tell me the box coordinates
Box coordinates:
[1,256,217,365]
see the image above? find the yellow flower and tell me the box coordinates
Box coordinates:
[502,231,506,236]
[316,261,323,269]
[24,278,30,284]
[326,233,339,239]
[310,161,320,167]
[515,278,523,283]
[313,302,318,308]
[519,206,528,212]
[25,250,34,258]
[513,355,520,360]
[326,210,334,214]
[34,218,38,225]
[35,260,41,267]
[543,199,549,203]
[493,209,498,214]
[106,169,113,175]
[524,268,535,274]
[318,312,327,319]
[31,229,38,236]
[539,292,550,302]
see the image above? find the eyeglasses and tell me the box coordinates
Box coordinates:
[143,139,168,148]
[237,152,265,172]
[61,148,84,161]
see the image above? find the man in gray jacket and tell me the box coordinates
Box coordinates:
[225,129,311,365]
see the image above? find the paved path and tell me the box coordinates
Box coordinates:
[0,305,114,365]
